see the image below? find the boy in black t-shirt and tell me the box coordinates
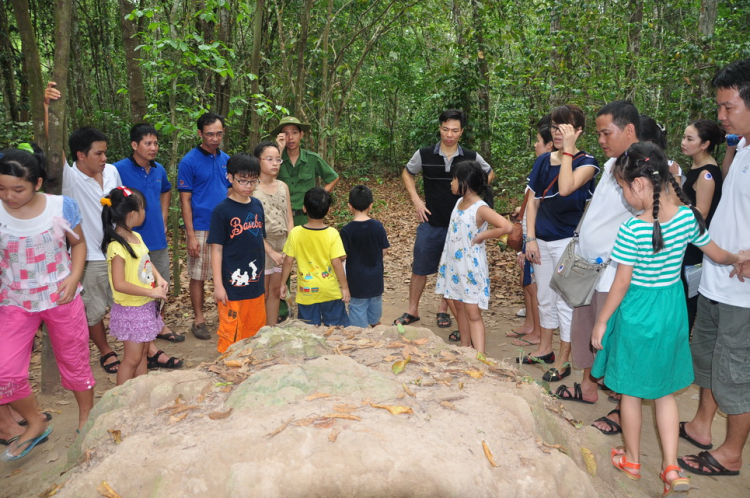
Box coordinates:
[340,185,390,328]
[208,153,275,353]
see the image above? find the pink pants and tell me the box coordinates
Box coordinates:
[0,295,95,404]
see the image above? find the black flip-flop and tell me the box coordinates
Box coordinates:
[155,331,185,343]
[554,383,594,404]
[678,451,740,476]
[393,313,420,326]
[18,412,52,427]
[436,312,451,328]
[679,422,713,450]
[99,351,120,374]
[448,330,460,342]
[592,409,622,435]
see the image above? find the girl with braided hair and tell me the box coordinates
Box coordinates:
[589,142,749,497]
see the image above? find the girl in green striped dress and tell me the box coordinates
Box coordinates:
[590,142,749,497]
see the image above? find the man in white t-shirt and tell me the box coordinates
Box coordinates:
[678,58,750,478]
[555,101,640,435]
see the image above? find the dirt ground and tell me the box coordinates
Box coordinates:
[2,179,749,497]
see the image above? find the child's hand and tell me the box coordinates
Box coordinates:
[269,250,284,267]
[471,233,485,246]
[341,288,350,303]
[150,286,168,300]
[44,81,61,105]
[276,133,287,150]
[214,285,228,305]
[591,322,607,350]
[279,285,287,300]
[55,276,78,305]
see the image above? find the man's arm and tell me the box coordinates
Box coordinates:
[43,81,67,165]
[179,191,200,258]
[160,191,171,234]
[474,152,496,184]
[402,168,430,222]
[323,176,340,193]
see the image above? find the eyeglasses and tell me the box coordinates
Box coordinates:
[234,177,260,186]
[262,157,283,164]
[203,132,225,139]
[550,125,562,133]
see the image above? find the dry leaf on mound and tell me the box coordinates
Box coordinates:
[305,392,331,401]
[482,440,499,467]
[392,357,411,375]
[332,404,360,413]
[463,369,484,379]
[265,417,294,438]
[369,403,413,415]
[208,408,233,420]
[328,428,341,443]
[402,383,415,397]
[97,481,122,498]
[108,429,122,444]
[322,413,362,421]
[581,447,597,476]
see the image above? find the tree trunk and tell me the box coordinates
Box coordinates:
[548,7,561,105]
[625,0,643,100]
[10,0,45,149]
[0,1,19,121]
[472,0,491,163]
[248,0,264,147]
[214,2,231,118]
[119,0,148,123]
[318,0,333,162]
[293,0,313,118]
[699,0,717,37]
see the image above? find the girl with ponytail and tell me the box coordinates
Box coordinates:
[0,145,94,460]
[590,141,749,496]
[435,161,513,353]
[101,186,170,386]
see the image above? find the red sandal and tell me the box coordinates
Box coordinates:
[610,447,641,480]
[660,465,690,497]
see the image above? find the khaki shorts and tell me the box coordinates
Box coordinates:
[149,248,171,286]
[187,230,212,281]
[81,261,113,326]
[264,233,287,273]
[691,295,750,415]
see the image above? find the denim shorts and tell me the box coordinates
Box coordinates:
[412,223,449,276]
[691,295,750,415]
[348,296,383,328]
[298,299,350,327]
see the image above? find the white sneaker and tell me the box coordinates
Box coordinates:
[516,308,526,317]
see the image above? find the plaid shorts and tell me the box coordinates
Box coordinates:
[187,230,213,281]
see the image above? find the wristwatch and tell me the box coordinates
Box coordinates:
[524,236,537,242]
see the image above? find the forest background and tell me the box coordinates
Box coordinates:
[1,0,748,208]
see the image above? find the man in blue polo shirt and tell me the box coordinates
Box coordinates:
[114,125,186,365]
[177,112,231,340]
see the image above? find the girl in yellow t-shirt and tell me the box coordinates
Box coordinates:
[101,187,168,385]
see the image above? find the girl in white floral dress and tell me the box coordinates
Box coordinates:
[436,161,513,353]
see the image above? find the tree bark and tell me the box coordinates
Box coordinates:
[472,0,491,162]
[293,0,313,118]
[10,0,45,149]
[318,0,333,161]
[119,0,148,123]
[0,1,19,121]
[214,2,231,118]
[625,0,643,100]
[248,0,264,147]
[699,0,717,37]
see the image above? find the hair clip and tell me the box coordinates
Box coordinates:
[117,186,133,197]
[651,170,659,176]
[100,197,112,207]
[644,157,650,162]
[17,143,34,154]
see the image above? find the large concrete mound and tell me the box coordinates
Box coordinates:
[52,323,631,497]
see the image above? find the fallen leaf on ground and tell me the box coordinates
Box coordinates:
[265,417,294,438]
[383,355,399,361]
[39,483,64,497]
[581,447,597,476]
[386,341,407,348]
[324,326,335,337]
[313,418,335,429]
[108,429,122,444]
[208,408,233,420]
[463,369,484,379]
[169,412,188,424]
[482,440,499,467]
[397,323,405,334]
[402,382,415,397]
[223,359,246,368]
[56,400,70,405]
[369,403,413,415]
[322,413,362,421]
[96,481,122,498]
[305,392,331,401]
[332,404,359,413]
[328,428,341,443]
[440,401,457,410]
[292,417,316,426]
[476,352,497,366]
[412,338,429,345]
[392,357,411,375]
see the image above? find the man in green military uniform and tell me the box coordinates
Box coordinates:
[270,116,340,226]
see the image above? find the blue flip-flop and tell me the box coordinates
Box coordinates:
[2,426,52,461]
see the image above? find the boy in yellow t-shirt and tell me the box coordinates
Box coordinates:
[280,187,350,326]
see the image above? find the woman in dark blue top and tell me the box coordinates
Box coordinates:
[521,104,600,382]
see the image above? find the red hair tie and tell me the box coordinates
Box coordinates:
[117,186,133,197]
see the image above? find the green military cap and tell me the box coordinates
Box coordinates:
[268,116,312,136]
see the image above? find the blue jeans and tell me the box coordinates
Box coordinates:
[348,296,383,328]
[298,299,350,327]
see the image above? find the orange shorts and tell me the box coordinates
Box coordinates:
[217,295,266,353]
